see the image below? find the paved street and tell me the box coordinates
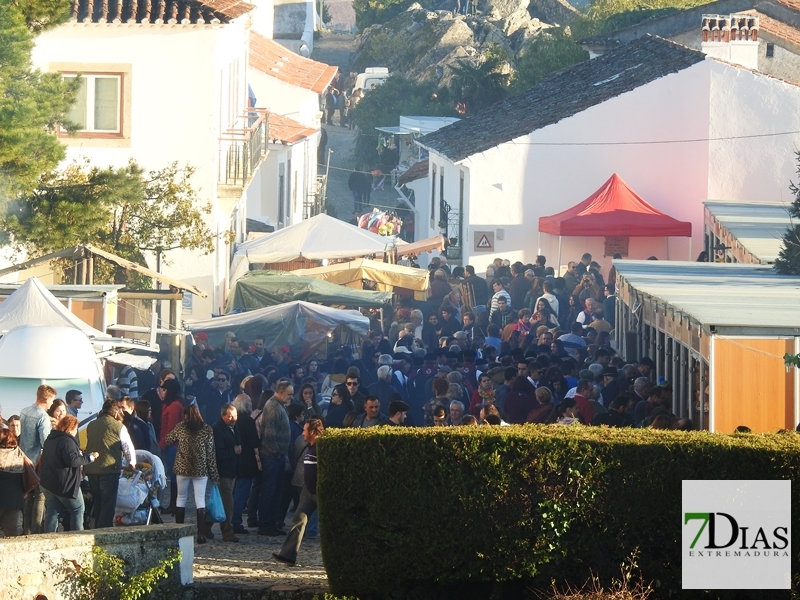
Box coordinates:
[312,33,405,224]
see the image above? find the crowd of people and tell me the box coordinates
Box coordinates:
[0,250,724,554]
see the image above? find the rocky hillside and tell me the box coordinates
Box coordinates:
[351,0,581,86]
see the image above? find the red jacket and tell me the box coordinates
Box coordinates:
[159,399,184,450]
[573,393,595,425]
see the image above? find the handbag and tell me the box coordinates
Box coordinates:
[22,456,40,495]
[206,483,226,523]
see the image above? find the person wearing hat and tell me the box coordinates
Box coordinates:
[600,367,622,406]
[391,353,411,402]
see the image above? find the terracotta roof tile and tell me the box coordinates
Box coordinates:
[398,159,429,184]
[250,32,338,94]
[268,113,318,144]
[69,0,253,23]
[745,9,800,45]
[418,36,706,163]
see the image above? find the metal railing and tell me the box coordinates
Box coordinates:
[218,108,269,187]
[303,174,327,220]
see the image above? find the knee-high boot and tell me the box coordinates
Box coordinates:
[174,507,185,524]
[196,508,207,544]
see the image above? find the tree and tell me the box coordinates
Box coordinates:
[352,75,457,168]
[0,0,80,202]
[773,152,800,275]
[3,159,215,286]
[514,28,589,92]
[352,0,415,30]
[448,44,514,114]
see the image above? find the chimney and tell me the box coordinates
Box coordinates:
[700,13,760,70]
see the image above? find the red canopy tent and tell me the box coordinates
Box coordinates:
[538,173,692,266]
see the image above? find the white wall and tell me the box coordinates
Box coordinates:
[246,135,314,229]
[430,60,713,275]
[706,60,800,203]
[32,20,251,317]
[248,70,322,127]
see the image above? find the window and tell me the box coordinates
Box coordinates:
[766,43,774,58]
[63,74,122,134]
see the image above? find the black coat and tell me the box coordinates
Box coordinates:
[212,419,240,480]
[39,430,92,499]
[235,412,260,478]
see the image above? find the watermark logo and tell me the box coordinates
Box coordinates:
[682,480,790,589]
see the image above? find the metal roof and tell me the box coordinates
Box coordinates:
[704,200,792,263]
[613,260,800,331]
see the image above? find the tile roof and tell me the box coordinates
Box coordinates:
[398,159,429,185]
[746,9,800,45]
[250,32,338,94]
[268,113,318,144]
[70,0,253,23]
[417,36,706,163]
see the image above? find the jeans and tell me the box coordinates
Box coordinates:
[257,454,285,530]
[23,485,45,534]
[88,473,120,529]
[232,476,253,529]
[43,488,85,532]
[163,445,178,483]
[277,487,317,562]
[247,472,262,526]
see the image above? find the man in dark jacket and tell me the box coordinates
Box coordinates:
[367,366,399,407]
[211,403,241,542]
[232,394,260,534]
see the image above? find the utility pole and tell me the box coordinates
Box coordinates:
[322,148,333,212]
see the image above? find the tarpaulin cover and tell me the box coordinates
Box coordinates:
[226,270,392,313]
[229,213,400,283]
[538,173,692,237]
[0,277,110,338]
[187,300,369,362]
[293,258,430,299]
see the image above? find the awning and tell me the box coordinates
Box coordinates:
[293,258,430,300]
[396,235,448,257]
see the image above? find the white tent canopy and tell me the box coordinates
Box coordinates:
[230,214,399,283]
[0,277,111,338]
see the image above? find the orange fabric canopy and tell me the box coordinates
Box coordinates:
[538,174,692,237]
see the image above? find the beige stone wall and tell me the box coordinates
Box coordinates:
[0,524,195,600]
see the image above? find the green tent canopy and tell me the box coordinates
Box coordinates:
[226,270,392,313]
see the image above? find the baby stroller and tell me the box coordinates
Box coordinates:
[114,449,166,526]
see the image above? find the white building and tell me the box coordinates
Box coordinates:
[31,0,335,317]
[247,32,336,228]
[416,35,800,273]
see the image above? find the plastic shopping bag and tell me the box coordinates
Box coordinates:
[206,483,226,523]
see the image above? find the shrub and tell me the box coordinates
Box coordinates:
[317,426,800,599]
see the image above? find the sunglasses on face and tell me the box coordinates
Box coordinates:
[346,382,358,386]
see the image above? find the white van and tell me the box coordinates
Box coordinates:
[354,67,390,92]
[0,325,106,424]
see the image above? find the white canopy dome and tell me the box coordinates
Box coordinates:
[0,325,103,379]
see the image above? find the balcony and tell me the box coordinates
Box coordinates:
[218,108,269,197]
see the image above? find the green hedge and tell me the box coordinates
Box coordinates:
[317,427,800,599]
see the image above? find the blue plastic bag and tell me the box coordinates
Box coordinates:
[206,483,226,523]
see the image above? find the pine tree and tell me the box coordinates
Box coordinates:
[0,0,78,202]
[773,151,800,275]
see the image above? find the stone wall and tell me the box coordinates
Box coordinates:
[0,524,195,600]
